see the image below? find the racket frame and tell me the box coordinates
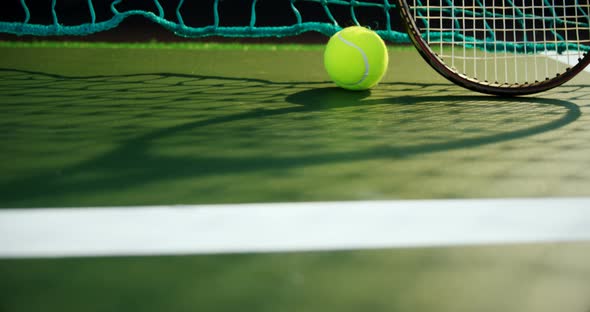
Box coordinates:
[396,0,590,96]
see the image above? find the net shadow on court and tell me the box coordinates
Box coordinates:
[0,68,583,207]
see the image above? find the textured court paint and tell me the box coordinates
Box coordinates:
[0,43,589,312]
[1,47,590,210]
[1,198,590,258]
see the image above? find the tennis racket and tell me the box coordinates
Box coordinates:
[396,0,590,96]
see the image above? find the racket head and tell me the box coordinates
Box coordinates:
[396,0,590,96]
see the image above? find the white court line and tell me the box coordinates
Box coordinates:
[1,198,590,259]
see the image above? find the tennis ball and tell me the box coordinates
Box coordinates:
[324,26,389,91]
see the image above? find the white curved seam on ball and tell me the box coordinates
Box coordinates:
[337,32,370,86]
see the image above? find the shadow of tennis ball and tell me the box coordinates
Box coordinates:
[286,87,371,109]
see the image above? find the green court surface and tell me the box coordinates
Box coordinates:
[1,44,590,312]
[1,243,589,312]
[1,44,590,207]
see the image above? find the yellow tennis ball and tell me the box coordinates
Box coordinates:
[324,26,389,91]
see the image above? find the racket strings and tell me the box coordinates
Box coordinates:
[410,0,590,85]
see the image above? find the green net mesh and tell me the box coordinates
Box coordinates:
[0,0,409,42]
[0,0,589,53]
